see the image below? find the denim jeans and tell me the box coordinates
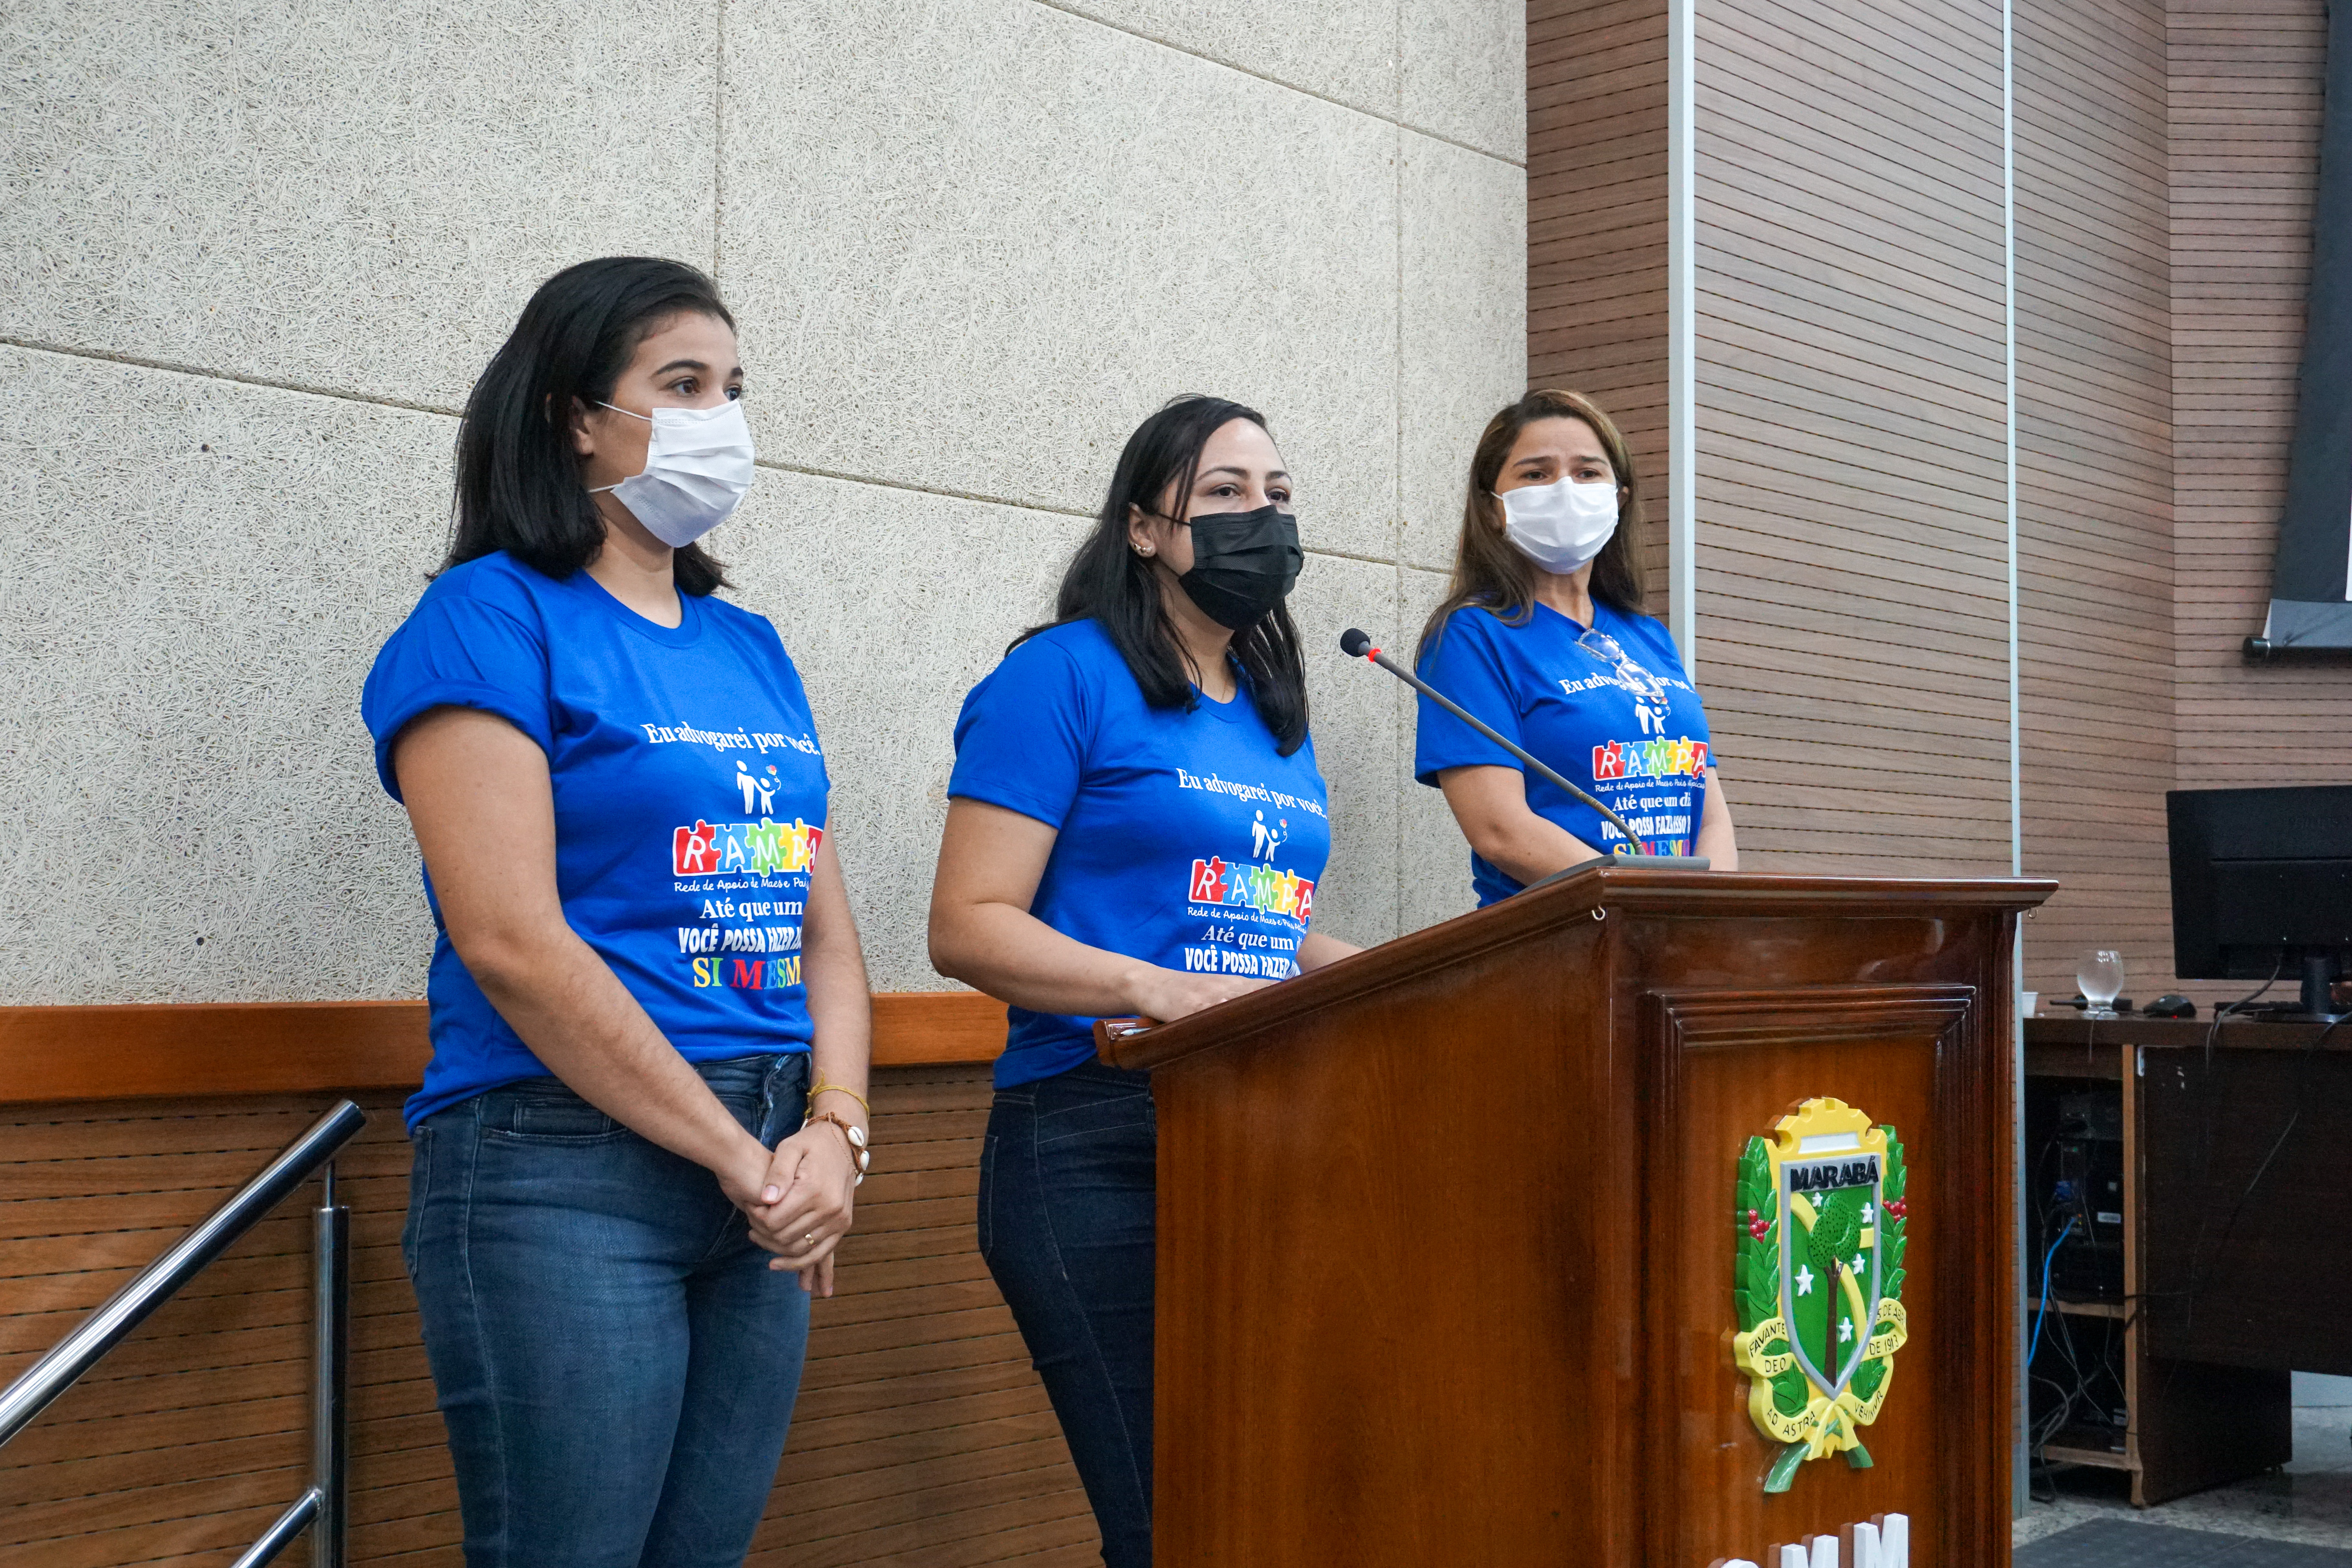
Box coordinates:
[403,1053,812,1568]
[979,1061,1157,1568]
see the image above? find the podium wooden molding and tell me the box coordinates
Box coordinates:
[1102,864,2053,1566]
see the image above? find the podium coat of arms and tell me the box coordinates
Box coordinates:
[1732,1097,1913,1493]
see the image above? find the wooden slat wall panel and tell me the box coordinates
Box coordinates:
[0,1067,1090,1566]
[1534,0,2339,977]
[751,1065,1092,1564]
[1528,0,1673,605]
[2171,0,2352,796]
[1690,0,2016,878]
[2013,0,2178,1001]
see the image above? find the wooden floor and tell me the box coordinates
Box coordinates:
[0,1066,1097,1566]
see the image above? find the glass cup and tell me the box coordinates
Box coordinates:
[2078,950,2125,1019]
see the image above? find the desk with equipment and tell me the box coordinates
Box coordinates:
[2023,1014,2348,1504]
[2021,783,2351,1505]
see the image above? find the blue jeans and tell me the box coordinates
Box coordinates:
[979,1061,1157,1568]
[403,1054,812,1568]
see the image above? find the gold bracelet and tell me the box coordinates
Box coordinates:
[807,1081,871,1121]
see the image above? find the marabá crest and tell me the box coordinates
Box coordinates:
[1732,1097,1910,1494]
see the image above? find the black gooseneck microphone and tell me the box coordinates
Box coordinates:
[1340,628,1711,871]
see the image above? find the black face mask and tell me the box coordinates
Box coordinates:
[1176,505,1302,630]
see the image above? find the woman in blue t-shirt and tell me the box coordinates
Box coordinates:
[361,258,874,1568]
[1415,388,1739,902]
[927,396,1358,1566]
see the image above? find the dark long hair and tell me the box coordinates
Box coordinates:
[1416,388,1646,661]
[445,257,735,595]
[1020,396,1310,755]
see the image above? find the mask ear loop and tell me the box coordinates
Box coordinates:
[588,403,653,494]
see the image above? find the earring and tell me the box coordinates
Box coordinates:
[1135,545,1154,557]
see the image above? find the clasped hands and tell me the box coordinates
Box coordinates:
[724,1122,861,1298]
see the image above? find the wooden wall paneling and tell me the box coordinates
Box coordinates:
[1691,0,2016,881]
[0,991,1007,1106]
[751,1065,1095,1565]
[1528,0,1673,605]
[0,1060,1084,1564]
[2013,0,2178,1004]
[2171,0,2352,807]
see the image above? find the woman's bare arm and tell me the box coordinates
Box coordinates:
[392,707,774,1206]
[928,798,1267,1023]
[1434,764,1606,887]
[1298,930,1360,970]
[1695,767,1739,869]
[760,834,872,1294]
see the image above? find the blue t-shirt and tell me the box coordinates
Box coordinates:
[948,619,1332,1088]
[361,552,830,1127]
[1414,598,1714,907]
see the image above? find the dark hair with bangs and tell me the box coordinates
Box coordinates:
[445,257,735,595]
[1416,388,1645,662]
[1019,395,1309,755]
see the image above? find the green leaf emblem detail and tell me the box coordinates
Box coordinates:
[1729,1100,1912,1495]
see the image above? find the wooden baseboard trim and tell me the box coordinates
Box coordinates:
[0,992,1006,1106]
[868,991,1011,1066]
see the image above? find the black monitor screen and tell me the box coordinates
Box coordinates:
[2168,785,2352,980]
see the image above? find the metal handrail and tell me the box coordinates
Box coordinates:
[0,1099,366,1567]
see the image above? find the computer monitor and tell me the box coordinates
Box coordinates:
[2168,785,2352,1019]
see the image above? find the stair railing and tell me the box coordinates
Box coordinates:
[0,1099,367,1567]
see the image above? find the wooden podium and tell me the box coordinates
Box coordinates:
[1098,865,2053,1567]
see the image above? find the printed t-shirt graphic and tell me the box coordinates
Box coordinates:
[949,618,1332,1089]
[362,551,830,1126]
[1414,599,1714,907]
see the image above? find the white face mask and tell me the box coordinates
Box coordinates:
[591,398,755,548]
[1497,475,1620,575]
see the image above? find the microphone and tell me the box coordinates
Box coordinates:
[1339,628,1710,871]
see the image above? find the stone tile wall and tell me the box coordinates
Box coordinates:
[0,0,1525,1001]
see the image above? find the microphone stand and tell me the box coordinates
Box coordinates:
[1341,628,1710,874]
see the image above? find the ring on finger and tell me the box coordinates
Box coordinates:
[802,1232,815,1250]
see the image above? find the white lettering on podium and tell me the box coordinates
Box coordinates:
[1717,1512,1907,1568]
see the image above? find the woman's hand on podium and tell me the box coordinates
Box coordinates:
[930,800,1274,1026]
[1126,964,1272,1025]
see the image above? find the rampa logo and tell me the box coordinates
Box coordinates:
[672,818,824,878]
[1592,735,1709,783]
[1187,856,1314,920]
